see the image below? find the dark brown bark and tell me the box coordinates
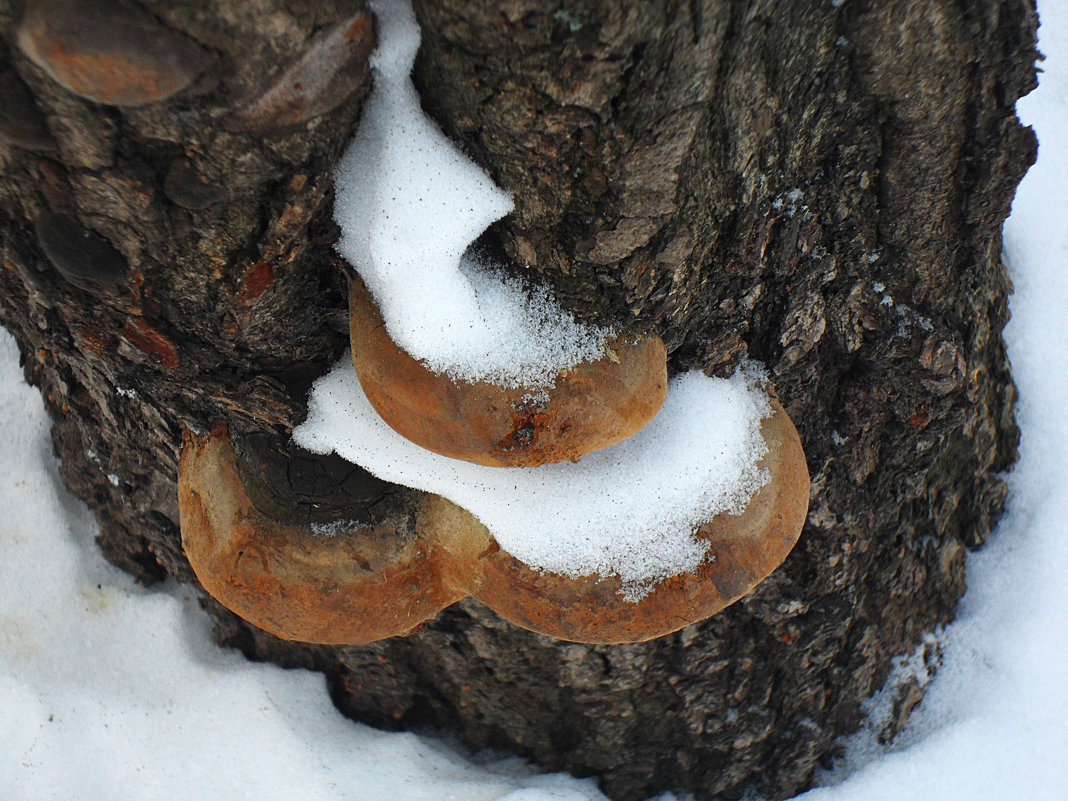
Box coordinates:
[0,1,1036,799]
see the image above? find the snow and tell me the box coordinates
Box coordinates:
[333,0,611,387]
[793,4,1068,797]
[322,0,774,594]
[295,362,771,597]
[0,334,605,800]
[1,1,1066,799]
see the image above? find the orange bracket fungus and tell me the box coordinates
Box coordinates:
[177,0,810,646]
[348,274,667,467]
[178,422,468,644]
[16,0,212,108]
[178,405,808,645]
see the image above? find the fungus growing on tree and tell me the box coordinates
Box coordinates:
[466,397,809,643]
[295,355,810,633]
[177,0,811,646]
[227,9,375,134]
[179,407,808,645]
[34,212,128,286]
[16,0,212,108]
[348,273,667,467]
[178,422,468,644]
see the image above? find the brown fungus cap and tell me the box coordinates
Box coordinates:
[465,398,810,643]
[348,274,668,467]
[17,0,212,108]
[178,401,808,645]
[178,423,467,645]
[227,9,375,134]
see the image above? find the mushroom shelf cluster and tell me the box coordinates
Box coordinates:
[178,291,810,644]
[175,0,810,646]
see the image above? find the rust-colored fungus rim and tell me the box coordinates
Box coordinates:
[178,401,809,645]
[178,422,468,644]
[348,274,668,467]
[465,398,810,643]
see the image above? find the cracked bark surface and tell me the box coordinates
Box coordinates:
[0,1,1036,799]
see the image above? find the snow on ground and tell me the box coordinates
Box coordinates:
[1,1,1067,799]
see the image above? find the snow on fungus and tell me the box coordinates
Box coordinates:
[464,394,810,643]
[333,0,668,466]
[294,359,811,641]
[348,272,668,467]
[176,0,810,645]
[179,402,808,645]
[332,0,620,389]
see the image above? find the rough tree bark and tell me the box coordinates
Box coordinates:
[0,1,1036,799]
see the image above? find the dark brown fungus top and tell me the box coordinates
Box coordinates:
[35,213,128,285]
[17,0,212,107]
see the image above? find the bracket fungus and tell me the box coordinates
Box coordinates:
[177,0,810,646]
[178,422,469,644]
[178,401,808,645]
[348,274,667,467]
[35,212,128,286]
[16,0,212,108]
[467,397,809,643]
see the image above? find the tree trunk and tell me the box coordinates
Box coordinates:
[0,1,1036,799]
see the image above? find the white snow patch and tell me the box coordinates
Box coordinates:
[325,0,776,598]
[295,361,772,598]
[447,251,613,387]
[0,328,607,801]
[333,0,611,387]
